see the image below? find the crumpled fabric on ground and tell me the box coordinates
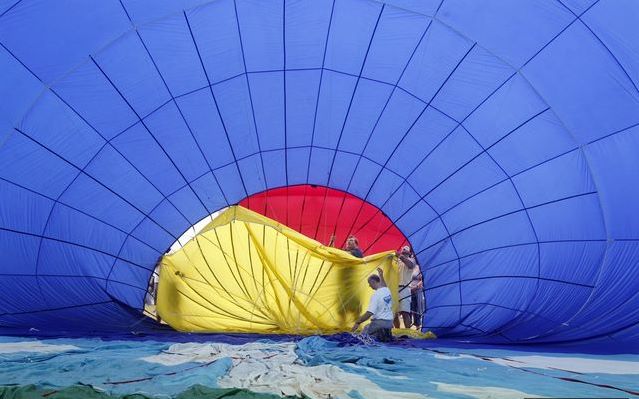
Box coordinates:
[0,384,292,399]
[0,338,228,398]
[2,336,638,398]
[141,341,425,399]
[0,341,80,354]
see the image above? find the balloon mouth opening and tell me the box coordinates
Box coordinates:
[144,185,418,332]
[162,184,412,255]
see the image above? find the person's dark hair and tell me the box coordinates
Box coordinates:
[368,275,381,283]
[348,235,359,246]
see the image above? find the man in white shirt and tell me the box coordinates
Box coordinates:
[351,269,394,342]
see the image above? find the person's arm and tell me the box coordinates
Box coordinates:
[351,311,374,332]
[399,254,416,269]
[376,267,387,287]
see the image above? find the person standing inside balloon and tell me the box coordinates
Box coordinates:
[329,235,364,328]
[329,234,363,258]
[410,261,425,329]
[395,245,416,328]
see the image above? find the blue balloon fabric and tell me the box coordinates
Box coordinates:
[0,0,638,348]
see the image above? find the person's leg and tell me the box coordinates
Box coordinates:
[378,328,392,342]
[398,294,412,328]
[393,313,401,328]
[378,320,393,342]
[410,291,418,327]
[366,320,380,335]
[367,320,393,342]
[414,291,424,328]
[401,311,412,328]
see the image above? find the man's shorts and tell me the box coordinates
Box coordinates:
[398,294,411,312]
[364,319,393,342]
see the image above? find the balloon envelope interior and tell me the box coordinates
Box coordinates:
[0,0,638,347]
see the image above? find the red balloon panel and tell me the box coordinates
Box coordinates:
[240,185,408,255]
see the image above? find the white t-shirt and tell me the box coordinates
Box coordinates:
[367,287,393,320]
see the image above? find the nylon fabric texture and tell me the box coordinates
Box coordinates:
[0,0,638,348]
[0,385,291,399]
[157,206,398,334]
[239,185,409,254]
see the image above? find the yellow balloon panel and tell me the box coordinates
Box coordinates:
[157,206,399,334]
